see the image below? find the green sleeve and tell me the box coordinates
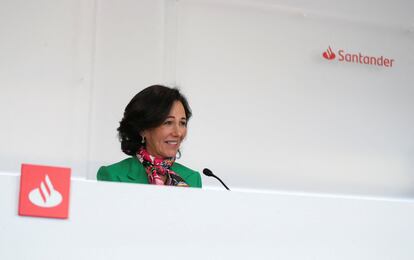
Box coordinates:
[186,172,202,188]
[195,172,202,188]
[97,166,114,181]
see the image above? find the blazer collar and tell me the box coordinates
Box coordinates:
[126,157,187,183]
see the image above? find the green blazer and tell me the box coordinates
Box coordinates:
[97,157,202,188]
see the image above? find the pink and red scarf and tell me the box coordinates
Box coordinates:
[136,147,189,187]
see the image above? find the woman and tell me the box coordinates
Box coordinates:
[97,85,202,188]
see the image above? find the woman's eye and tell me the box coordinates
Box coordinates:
[164,120,173,125]
[180,121,187,127]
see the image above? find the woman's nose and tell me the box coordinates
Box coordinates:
[174,124,186,138]
[172,123,181,137]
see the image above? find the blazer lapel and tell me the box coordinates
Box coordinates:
[124,157,149,184]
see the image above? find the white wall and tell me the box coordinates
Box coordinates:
[87,0,166,176]
[1,0,413,197]
[174,0,414,195]
[0,0,95,176]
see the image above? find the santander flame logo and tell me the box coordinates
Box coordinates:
[19,164,71,218]
[322,46,336,60]
[28,174,63,208]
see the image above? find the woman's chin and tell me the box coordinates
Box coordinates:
[161,150,179,159]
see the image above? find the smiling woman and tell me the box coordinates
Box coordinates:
[97,85,202,188]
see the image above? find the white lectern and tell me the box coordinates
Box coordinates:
[1,173,413,259]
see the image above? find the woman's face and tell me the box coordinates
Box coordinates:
[143,101,188,159]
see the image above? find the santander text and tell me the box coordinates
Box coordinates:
[338,50,394,67]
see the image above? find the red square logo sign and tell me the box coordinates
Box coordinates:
[19,164,71,219]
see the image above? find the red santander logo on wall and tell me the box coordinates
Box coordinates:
[19,164,71,219]
[322,46,395,67]
[323,46,336,60]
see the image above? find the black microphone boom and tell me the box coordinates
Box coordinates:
[202,168,230,191]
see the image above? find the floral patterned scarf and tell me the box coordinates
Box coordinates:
[136,147,189,187]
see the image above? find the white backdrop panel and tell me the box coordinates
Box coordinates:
[0,0,94,177]
[175,1,414,196]
[86,0,166,179]
[1,0,413,197]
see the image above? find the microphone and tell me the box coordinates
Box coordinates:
[202,168,230,191]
